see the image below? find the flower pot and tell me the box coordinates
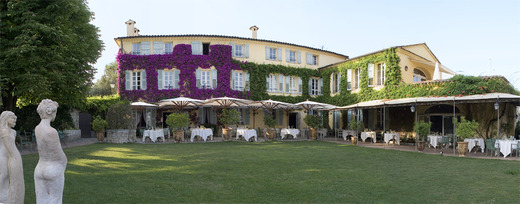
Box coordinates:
[457,141,469,157]
[266,128,276,140]
[418,141,425,152]
[222,127,232,140]
[351,136,358,145]
[96,129,105,142]
[309,128,317,140]
[174,129,183,143]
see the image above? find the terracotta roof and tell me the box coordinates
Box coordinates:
[114,34,348,58]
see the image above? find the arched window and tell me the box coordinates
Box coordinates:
[413,68,427,82]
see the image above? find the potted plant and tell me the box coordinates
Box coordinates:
[414,121,431,152]
[348,121,362,145]
[166,112,190,143]
[263,114,276,140]
[92,115,108,142]
[304,114,321,140]
[453,117,479,157]
[218,109,240,140]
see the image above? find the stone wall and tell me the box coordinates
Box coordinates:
[106,129,136,143]
[63,129,81,142]
[70,109,80,129]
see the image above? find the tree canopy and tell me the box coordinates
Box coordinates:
[90,61,117,96]
[0,0,103,111]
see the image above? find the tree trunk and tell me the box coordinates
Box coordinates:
[1,85,17,112]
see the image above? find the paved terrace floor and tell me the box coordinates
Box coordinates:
[20,136,520,161]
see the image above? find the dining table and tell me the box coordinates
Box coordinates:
[236,128,257,142]
[281,128,300,139]
[495,139,518,158]
[384,133,400,145]
[360,131,376,143]
[143,129,165,143]
[190,128,213,142]
[464,138,485,152]
[427,135,443,148]
[342,130,357,141]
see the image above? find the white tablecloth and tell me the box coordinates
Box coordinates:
[318,129,328,138]
[361,132,376,143]
[190,128,213,142]
[428,135,443,148]
[281,128,299,139]
[495,139,518,158]
[464,138,485,152]
[342,130,357,141]
[143,129,165,142]
[236,128,257,142]
[384,133,400,145]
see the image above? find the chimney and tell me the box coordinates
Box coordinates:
[249,25,259,39]
[125,19,137,36]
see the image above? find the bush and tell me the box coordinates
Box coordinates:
[92,115,108,132]
[304,114,321,129]
[414,121,431,141]
[106,101,134,129]
[15,104,74,131]
[218,109,240,127]
[165,112,190,130]
[454,116,479,140]
[263,114,276,128]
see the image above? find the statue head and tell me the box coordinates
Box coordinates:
[37,99,59,121]
[0,111,16,129]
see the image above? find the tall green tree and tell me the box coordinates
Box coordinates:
[90,62,117,96]
[0,0,103,111]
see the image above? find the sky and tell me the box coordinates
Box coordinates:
[87,0,520,90]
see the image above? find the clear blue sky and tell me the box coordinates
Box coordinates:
[87,0,520,90]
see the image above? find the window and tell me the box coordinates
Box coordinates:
[286,76,299,94]
[230,43,249,58]
[231,70,250,91]
[265,46,281,61]
[368,63,375,87]
[196,68,217,89]
[376,63,385,86]
[202,43,210,55]
[347,69,352,90]
[153,41,163,54]
[266,74,278,93]
[286,49,301,63]
[413,68,427,82]
[331,72,341,94]
[132,43,140,55]
[165,43,173,54]
[235,45,243,57]
[140,41,151,55]
[158,69,180,90]
[306,52,318,65]
[124,70,147,90]
[354,68,360,89]
[309,77,322,96]
[191,41,202,55]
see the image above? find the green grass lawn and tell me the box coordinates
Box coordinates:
[21,141,520,203]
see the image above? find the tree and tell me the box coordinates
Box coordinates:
[90,62,118,96]
[0,0,103,111]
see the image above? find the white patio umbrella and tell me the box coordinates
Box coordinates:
[130,102,158,129]
[200,96,254,108]
[294,99,336,111]
[157,97,204,110]
[248,99,295,128]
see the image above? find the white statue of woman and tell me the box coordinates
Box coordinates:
[0,111,25,203]
[34,99,67,204]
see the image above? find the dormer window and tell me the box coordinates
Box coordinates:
[413,68,427,82]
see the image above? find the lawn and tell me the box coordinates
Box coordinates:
[21,141,520,203]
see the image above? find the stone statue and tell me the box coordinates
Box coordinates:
[0,111,25,204]
[34,99,67,204]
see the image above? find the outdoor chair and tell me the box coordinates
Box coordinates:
[18,130,32,150]
[58,130,66,145]
[163,128,170,139]
[336,129,342,141]
[439,136,450,149]
[485,139,499,157]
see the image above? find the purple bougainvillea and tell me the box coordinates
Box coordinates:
[117,44,250,102]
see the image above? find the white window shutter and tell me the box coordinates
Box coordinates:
[210,109,217,124]
[174,69,180,89]
[196,69,201,88]
[141,41,151,55]
[244,44,249,58]
[277,48,282,61]
[266,76,270,92]
[245,72,250,91]
[306,52,312,65]
[141,70,147,90]
[298,77,302,94]
[297,51,301,64]
[244,109,250,125]
[230,42,235,57]
[231,70,236,90]
[285,76,290,93]
[125,70,131,90]
[319,78,323,95]
[308,78,312,95]
[198,108,204,124]
[265,46,270,60]
[191,41,202,55]
[278,74,283,93]
[212,69,217,89]
[338,72,342,92]
[153,41,163,54]
[286,49,290,62]
[157,70,163,90]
